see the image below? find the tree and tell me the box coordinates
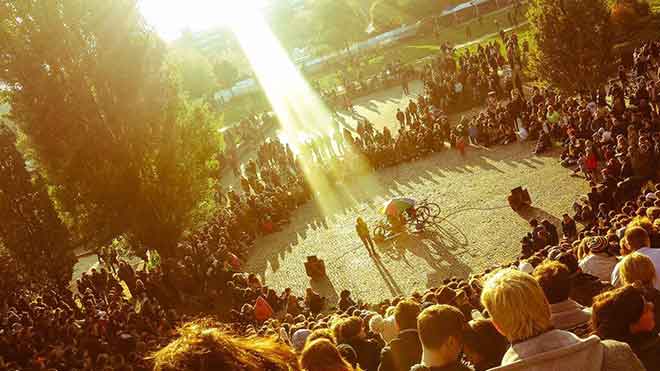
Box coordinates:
[169,47,217,99]
[528,0,615,92]
[0,0,221,258]
[212,59,239,89]
[310,0,366,51]
[0,125,75,285]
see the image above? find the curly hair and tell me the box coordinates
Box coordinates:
[150,319,299,371]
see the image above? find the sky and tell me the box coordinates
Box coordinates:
[138,0,269,41]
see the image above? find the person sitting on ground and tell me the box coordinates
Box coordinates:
[554,251,611,307]
[300,339,355,371]
[338,289,357,313]
[562,213,578,240]
[378,299,422,371]
[305,287,325,315]
[577,236,618,283]
[532,260,592,334]
[591,284,660,370]
[618,252,660,333]
[337,316,382,371]
[461,319,509,371]
[612,226,660,289]
[369,309,397,344]
[410,304,473,371]
[151,319,300,371]
[480,268,644,370]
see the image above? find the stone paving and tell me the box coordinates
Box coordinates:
[243,142,590,304]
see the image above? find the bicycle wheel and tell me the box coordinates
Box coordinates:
[427,202,442,218]
[416,206,432,223]
[373,225,387,242]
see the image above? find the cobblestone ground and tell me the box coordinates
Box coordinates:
[244,142,590,304]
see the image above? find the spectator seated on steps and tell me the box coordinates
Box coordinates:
[481,268,645,371]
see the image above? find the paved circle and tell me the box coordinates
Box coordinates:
[244,141,589,304]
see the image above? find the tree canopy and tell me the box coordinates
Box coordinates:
[0,0,221,258]
[0,125,75,285]
[528,0,615,92]
[169,46,217,99]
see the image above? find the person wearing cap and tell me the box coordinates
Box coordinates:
[480,268,644,371]
[577,236,618,283]
[378,299,422,371]
[292,328,312,353]
[410,305,473,371]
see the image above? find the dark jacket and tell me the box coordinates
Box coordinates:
[379,329,422,371]
[628,332,660,371]
[570,272,611,306]
[344,337,382,371]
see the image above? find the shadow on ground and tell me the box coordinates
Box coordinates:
[247,142,555,282]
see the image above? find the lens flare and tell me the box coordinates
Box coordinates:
[231,13,382,220]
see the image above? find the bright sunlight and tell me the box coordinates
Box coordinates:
[138,0,267,40]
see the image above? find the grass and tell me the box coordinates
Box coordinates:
[312,5,529,90]
[220,0,660,123]
[222,5,529,122]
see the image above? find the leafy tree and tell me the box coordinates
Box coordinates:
[0,0,221,258]
[0,125,75,285]
[169,47,217,99]
[528,0,615,92]
[212,59,239,89]
[310,0,366,51]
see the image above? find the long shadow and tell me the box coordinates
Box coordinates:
[246,142,565,279]
[371,254,404,298]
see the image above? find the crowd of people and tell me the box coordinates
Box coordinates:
[2,35,660,370]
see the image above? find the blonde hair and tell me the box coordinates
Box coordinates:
[619,252,656,287]
[623,226,650,252]
[481,269,552,342]
[150,319,299,371]
[575,238,589,261]
[300,339,353,371]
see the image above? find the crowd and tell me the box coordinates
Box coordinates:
[318,61,417,111]
[2,36,660,370]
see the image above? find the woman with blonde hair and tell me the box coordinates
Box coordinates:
[300,339,354,371]
[619,252,660,333]
[151,319,299,371]
[619,252,657,287]
[480,268,644,370]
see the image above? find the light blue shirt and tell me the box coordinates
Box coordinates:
[611,247,660,289]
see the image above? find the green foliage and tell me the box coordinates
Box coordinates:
[310,0,367,50]
[0,125,75,285]
[528,0,615,92]
[169,47,217,99]
[212,59,239,89]
[0,0,221,258]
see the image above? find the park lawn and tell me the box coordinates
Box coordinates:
[313,5,529,90]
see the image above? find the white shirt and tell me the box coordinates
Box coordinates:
[579,254,618,283]
[611,247,660,289]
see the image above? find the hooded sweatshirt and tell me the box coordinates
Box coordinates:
[489,329,644,371]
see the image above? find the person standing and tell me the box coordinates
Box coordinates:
[356,217,376,256]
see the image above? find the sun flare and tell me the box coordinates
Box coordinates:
[139,0,266,40]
